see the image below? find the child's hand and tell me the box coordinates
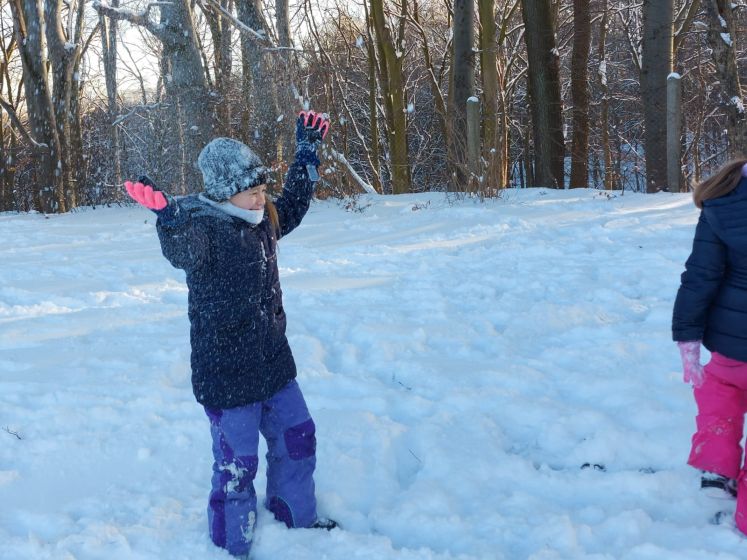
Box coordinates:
[125,178,169,211]
[296,110,330,147]
[678,340,705,388]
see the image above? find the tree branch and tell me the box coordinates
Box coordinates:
[674,0,702,52]
[330,149,378,194]
[81,22,102,59]
[2,426,22,440]
[0,96,49,151]
[92,0,167,37]
[198,0,271,44]
[113,102,165,125]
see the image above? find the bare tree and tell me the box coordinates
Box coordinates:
[274,0,296,159]
[235,0,281,163]
[4,0,747,210]
[450,0,475,189]
[703,0,747,157]
[201,0,234,136]
[302,0,384,193]
[44,0,96,209]
[597,0,613,190]
[409,0,449,172]
[0,10,18,210]
[494,0,523,192]
[641,0,673,192]
[9,0,64,212]
[365,1,383,193]
[569,0,590,187]
[99,0,121,189]
[478,0,497,189]
[370,0,411,193]
[95,0,216,190]
[521,0,564,188]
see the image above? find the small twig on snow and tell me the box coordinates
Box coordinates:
[3,427,22,440]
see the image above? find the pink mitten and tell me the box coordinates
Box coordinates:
[678,340,705,388]
[124,180,168,211]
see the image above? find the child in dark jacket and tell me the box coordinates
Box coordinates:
[673,159,747,533]
[125,111,335,558]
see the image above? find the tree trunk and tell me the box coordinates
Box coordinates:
[161,0,214,188]
[641,0,673,192]
[44,0,90,208]
[237,0,280,165]
[450,0,475,190]
[44,0,75,207]
[598,0,613,190]
[478,0,499,190]
[521,0,565,188]
[275,0,296,161]
[569,0,590,188]
[467,97,480,185]
[703,0,747,157]
[523,115,534,188]
[370,0,410,194]
[0,37,11,210]
[100,2,121,191]
[96,0,216,191]
[0,114,7,210]
[667,73,682,191]
[10,0,63,212]
[365,4,383,193]
[205,0,233,136]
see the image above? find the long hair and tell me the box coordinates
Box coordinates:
[266,198,280,234]
[694,159,747,209]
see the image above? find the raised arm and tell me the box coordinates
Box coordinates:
[274,111,330,238]
[125,176,210,272]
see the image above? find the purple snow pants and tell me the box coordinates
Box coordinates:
[204,380,317,557]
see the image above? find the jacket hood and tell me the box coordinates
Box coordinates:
[702,177,747,253]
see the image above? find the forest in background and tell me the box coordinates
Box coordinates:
[0,0,745,213]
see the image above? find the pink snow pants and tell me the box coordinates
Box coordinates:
[687,352,747,534]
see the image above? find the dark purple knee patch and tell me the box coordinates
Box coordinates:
[284,419,316,460]
[267,495,294,528]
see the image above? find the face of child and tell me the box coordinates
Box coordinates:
[230,184,266,211]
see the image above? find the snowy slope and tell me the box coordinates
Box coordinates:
[0,189,742,560]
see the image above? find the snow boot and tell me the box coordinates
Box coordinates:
[701,470,737,498]
[310,517,338,531]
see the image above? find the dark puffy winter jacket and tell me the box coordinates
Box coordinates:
[672,178,747,362]
[156,159,316,409]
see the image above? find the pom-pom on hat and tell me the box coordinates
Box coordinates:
[198,137,268,201]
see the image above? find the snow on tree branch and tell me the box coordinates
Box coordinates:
[199,0,271,44]
[330,150,378,195]
[92,1,168,37]
[731,96,745,114]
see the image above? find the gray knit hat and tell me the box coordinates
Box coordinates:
[198,137,268,201]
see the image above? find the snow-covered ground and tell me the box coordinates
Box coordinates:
[0,188,743,559]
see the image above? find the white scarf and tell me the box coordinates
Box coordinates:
[200,194,265,224]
